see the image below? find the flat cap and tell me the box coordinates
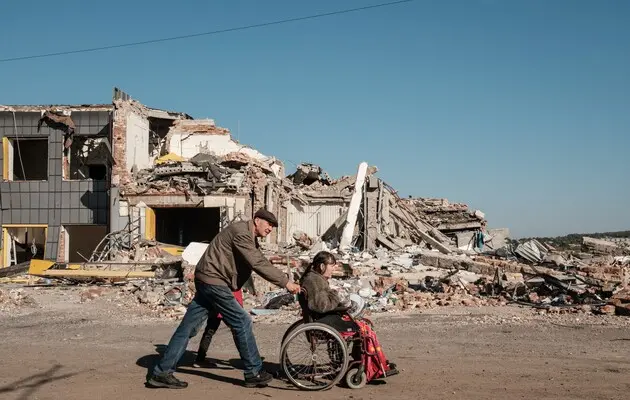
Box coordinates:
[254,208,278,227]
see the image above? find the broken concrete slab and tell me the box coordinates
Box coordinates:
[340,162,369,252]
[181,242,209,266]
[583,237,628,256]
[515,239,549,263]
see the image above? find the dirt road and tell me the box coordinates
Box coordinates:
[1,287,629,400]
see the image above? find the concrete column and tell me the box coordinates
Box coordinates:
[339,162,368,252]
[365,176,380,251]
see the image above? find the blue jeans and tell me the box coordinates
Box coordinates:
[152,281,263,379]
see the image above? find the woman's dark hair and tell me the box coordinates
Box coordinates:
[304,251,336,276]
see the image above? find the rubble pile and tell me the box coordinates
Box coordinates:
[1,149,628,322]
[400,197,486,232]
[123,152,257,196]
[0,288,37,311]
[98,243,191,318]
[73,277,190,320]
[280,169,357,207]
[120,279,188,319]
[118,116,284,200]
[107,239,183,265]
[287,163,332,186]
[582,236,630,256]
[244,163,630,320]
[253,229,630,320]
[3,236,629,321]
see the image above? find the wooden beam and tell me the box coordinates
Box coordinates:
[437,221,482,231]
[376,235,402,251]
[389,207,452,254]
[36,270,156,278]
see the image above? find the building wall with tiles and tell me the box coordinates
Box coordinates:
[0,110,111,261]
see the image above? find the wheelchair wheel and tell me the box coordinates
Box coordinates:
[277,319,306,378]
[281,319,304,344]
[280,322,349,391]
[344,367,367,389]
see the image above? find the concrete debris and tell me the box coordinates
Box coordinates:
[288,163,332,186]
[291,231,313,250]
[400,197,486,233]
[3,231,630,321]
[0,288,37,309]
[169,118,229,135]
[80,287,109,302]
[3,206,625,322]
[582,237,629,256]
[181,242,209,265]
[2,93,629,323]
[515,239,549,263]
[245,227,630,320]
[339,162,369,252]
[125,152,253,196]
[37,110,75,149]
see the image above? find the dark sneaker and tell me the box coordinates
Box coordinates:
[147,373,188,389]
[384,367,399,377]
[244,370,274,388]
[193,357,217,368]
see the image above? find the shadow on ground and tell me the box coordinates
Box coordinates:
[0,364,80,400]
[136,344,391,391]
[136,344,291,390]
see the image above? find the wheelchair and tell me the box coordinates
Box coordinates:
[279,290,384,391]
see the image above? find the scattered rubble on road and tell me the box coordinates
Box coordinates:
[0,288,37,311]
[250,240,629,320]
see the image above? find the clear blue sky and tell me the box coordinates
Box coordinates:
[1,0,628,238]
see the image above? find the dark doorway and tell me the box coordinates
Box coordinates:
[154,207,221,247]
[64,225,108,262]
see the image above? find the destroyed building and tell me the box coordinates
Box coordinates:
[278,162,507,256]
[0,87,507,276]
[109,88,285,251]
[0,88,289,268]
[4,88,629,320]
[0,103,113,266]
[0,86,512,276]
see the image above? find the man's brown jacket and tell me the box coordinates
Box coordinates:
[195,220,289,291]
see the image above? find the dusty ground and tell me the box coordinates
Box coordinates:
[1,285,630,400]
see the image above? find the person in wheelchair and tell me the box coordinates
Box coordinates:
[298,251,399,378]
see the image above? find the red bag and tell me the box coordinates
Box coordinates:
[354,319,389,381]
[216,290,244,319]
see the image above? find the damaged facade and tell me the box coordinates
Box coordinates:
[0,104,112,266]
[0,88,286,267]
[109,88,285,252]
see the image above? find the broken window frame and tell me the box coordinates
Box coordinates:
[1,224,48,267]
[2,137,49,181]
[63,135,112,182]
